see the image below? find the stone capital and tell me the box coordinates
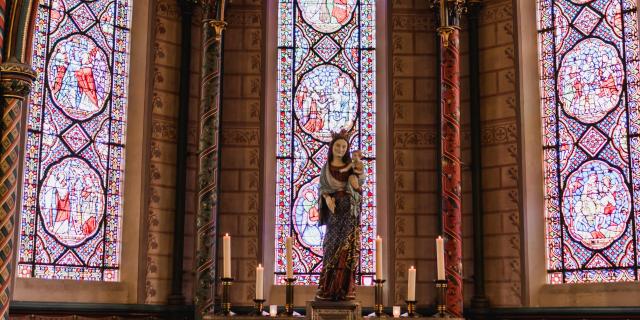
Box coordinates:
[204,19,228,42]
[0,62,36,99]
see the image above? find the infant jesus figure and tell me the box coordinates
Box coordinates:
[340,150,364,191]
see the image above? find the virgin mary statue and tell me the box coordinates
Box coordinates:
[315,130,364,301]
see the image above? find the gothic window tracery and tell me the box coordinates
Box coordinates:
[537,0,640,283]
[18,0,132,281]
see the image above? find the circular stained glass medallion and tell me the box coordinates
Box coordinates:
[39,157,105,246]
[294,65,358,142]
[563,160,630,250]
[48,34,111,121]
[292,177,326,252]
[297,0,357,33]
[558,38,623,124]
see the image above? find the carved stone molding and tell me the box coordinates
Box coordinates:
[0,62,36,99]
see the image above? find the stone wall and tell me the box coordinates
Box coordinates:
[391,3,440,305]
[477,0,522,307]
[390,0,523,308]
[145,0,200,304]
[391,0,476,307]
[218,0,263,305]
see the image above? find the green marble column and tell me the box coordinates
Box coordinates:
[195,0,226,318]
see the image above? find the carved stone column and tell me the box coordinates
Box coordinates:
[195,0,226,318]
[0,61,35,320]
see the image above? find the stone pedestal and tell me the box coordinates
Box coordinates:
[306,301,361,320]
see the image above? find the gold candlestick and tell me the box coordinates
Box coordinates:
[432,280,452,318]
[405,300,419,318]
[217,277,234,315]
[279,277,296,316]
[374,279,387,317]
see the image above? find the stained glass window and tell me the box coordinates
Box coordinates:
[18,0,132,281]
[275,0,377,284]
[537,0,640,283]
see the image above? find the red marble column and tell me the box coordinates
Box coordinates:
[440,28,463,318]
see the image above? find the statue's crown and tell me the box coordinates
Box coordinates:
[330,129,352,141]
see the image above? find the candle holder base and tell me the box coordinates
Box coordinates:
[431,313,454,318]
[431,280,452,318]
[278,278,296,316]
[249,299,266,316]
[215,277,234,316]
[373,279,387,317]
[370,311,388,318]
[405,300,420,318]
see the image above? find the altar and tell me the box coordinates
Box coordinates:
[213,230,457,319]
[203,299,464,320]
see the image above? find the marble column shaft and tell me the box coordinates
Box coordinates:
[440,28,463,318]
[0,62,35,320]
[195,1,226,318]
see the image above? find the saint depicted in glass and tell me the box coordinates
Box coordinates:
[537,0,640,283]
[18,0,132,281]
[275,0,377,285]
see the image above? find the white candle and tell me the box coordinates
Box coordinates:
[436,236,445,280]
[269,305,278,317]
[286,236,293,278]
[393,306,401,318]
[256,264,264,300]
[440,0,445,26]
[407,266,416,301]
[220,0,226,21]
[441,0,449,27]
[375,236,383,280]
[223,233,231,278]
